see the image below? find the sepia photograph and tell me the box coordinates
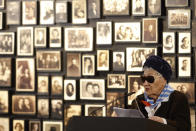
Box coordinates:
[97,50,109,71]
[178,32,191,54]
[40,1,54,25]
[115,22,141,42]
[6,1,20,25]
[0,12,2,30]
[96,21,112,45]
[178,56,191,77]
[0,58,11,87]
[49,27,62,48]
[168,9,191,29]
[12,95,36,114]
[126,47,157,71]
[103,0,129,15]
[165,0,188,7]
[132,0,145,16]
[29,121,40,131]
[80,79,105,100]
[162,32,175,53]
[88,0,100,19]
[85,104,106,116]
[72,0,87,24]
[0,0,4,9]
[107,74,126,89]
[0,118,9,131]
[67,53,81,77]
[51,76,63,95]
[37,98,49,117]
[36,51,61,71]
[0,32,14,54]
[55,1,67,23]
[22,1,37,25]
[113,52,125,71]
[163,56,176,77]
[148,0,161,16]
[13,120,24,131]
[192,21,196,47]
[190,107,196,131]
[0,91,8,113]
[64,80,76,101]
[37,76,48,94]
[64,27,93,51]
[43,121,63,131]
[51,99,63,118]
[82,55,95,76]
[142,18,158,43]
[16,58,35,92]
[17,27,34,56]
[34,27,47,48]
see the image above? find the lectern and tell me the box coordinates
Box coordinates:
[66,116,176,131]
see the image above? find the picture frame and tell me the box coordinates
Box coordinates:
[178,56,191,77]
[64,79,76,101]
[97,50,109,71]
[192,21,196,47]
[51,99,63,118]
[16,58,35,92]
[64,27,93,51]
[34,27,47,48]
[80,79,105,100]
[96,21,112,45]
[163,56,176,78]
[55,1,67,23]
[13,120,24,131]
[0,118,9,131]
[49,27,62,48]
[43,121,63,131]
[82,54,95,76]
[165,0,188,7]
[148,0,161,16]
[67,53,81,77]
[0,0,4,9]
[178,32,191,54]
[132,0,145,16]
[0,12,2,30]
[51,76,63,95]
[113,51,125,71]
[168,9,191,29]
[40,0,54,25]
[0,91,8,113]
[88,0,100,19]
[107,74,126,89]
[0,58,11,87]
[142,18,158,43]
[17,27,34,56]
[85,104,106,116]
[29,121,41,131]
[126,47,157,71]
[103,0,129,16]
[36,50,61,71]
[162,32,175,54]
[12,95,36,115]
[37,98,49,117]
[115,22,141,42]
[0,32,15,54]
[37,76,49,94]
[190,107,195,131]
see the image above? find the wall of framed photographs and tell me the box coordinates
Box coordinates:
[0,0,196,130]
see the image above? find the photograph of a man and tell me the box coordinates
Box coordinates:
[143,20,157,42]
[113,53,124,71]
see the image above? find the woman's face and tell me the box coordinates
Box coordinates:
[68,84,73,92]
[133,81,139,91]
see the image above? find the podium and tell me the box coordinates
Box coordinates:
[66,116,176,131]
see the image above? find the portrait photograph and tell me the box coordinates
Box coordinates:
[165,0,188,7]
[6,1,20,25]
[113,51,125,71]
[82,55,95,76]
[97,50,109,71]
[40,1,54,25]
[0,58,11,87]
[34,27,47,48]
[148,0,161,16]
[163,56,176,77]
[107,74,126,89]
[103,0,129,15]
[49,27,62,48]
[0,32,14,54]
[96,21,112,45]
[0,0,4,9]
[29,121,40,131]
[12,95,36,114]
[43,121,63,131]
[0,118,9,131]
[72,0,87,24]
[17,27,34,56]
[169,82,195,103]
[88,0,100,19]
[22,1,37,25]
[13,120,24,131]
[126,47,157,71]
[115,22,141,42]
[55,1,67,23]
[178,56,191,77]
[36,51,61,71]
[67,53,81,77]
[37,76,48,94]
[85,104,106,116]
[64,27,93,51]
[142,18,158,43]
[162,32,175,53]
[51,99,63,118]
[16,58,35,92]
[132,0,145,16]
[178,32,191,54]
[0,91,8,113]
[51,76,63,95]
[80,79,105,100]
[37,98,49,117]
[64,80,76,101]
[168,9,191,29]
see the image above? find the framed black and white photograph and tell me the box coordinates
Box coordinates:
[126,47,157,71]
[64,27,93,51]
[80,79,105,100]
[0,58,11,87]
[67,53,81,77]
[178,56,191,77]
[29,121,41,131]
[113,51,125,71]
[49,27,62,48]
[163,56,176,77]
[82,55,95,76]
[0,0,4,9]
[85,104,106,116]
[163,32,175,53]
[97,50,109,71]
[132,0,145,16]
[51,99,63,118]
[88,0,100,19]
[115,22,141,42]
[168,9,191,29]
[96,21,112,45]
[43,121,63,131]
[148,0,161,16]
[178,32,191,54]
[0,12,2,30]
[13,120,24,131]
[0,118,9,131]
[0,91,8,113]
[34,27,47,48]
[17,27,34,56]
[72,0,87,24]
[142,18,158,43]
[37,76,48,94]
[103,0,129,16]
[6,1,20,25]
[37,98,49,117]
[165,0,188,7]
[64,80,76,101]
[51,76,63,95]
[0,32,14,54]
[107,74,126,89]
[40,1,54,25]
[55,1,67,23]
[22,1,36,25]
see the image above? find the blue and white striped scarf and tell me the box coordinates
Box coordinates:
[144,84,174,109]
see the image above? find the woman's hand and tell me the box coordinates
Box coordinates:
[149,116,164,124]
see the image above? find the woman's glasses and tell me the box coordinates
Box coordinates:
[140,75,155,83]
